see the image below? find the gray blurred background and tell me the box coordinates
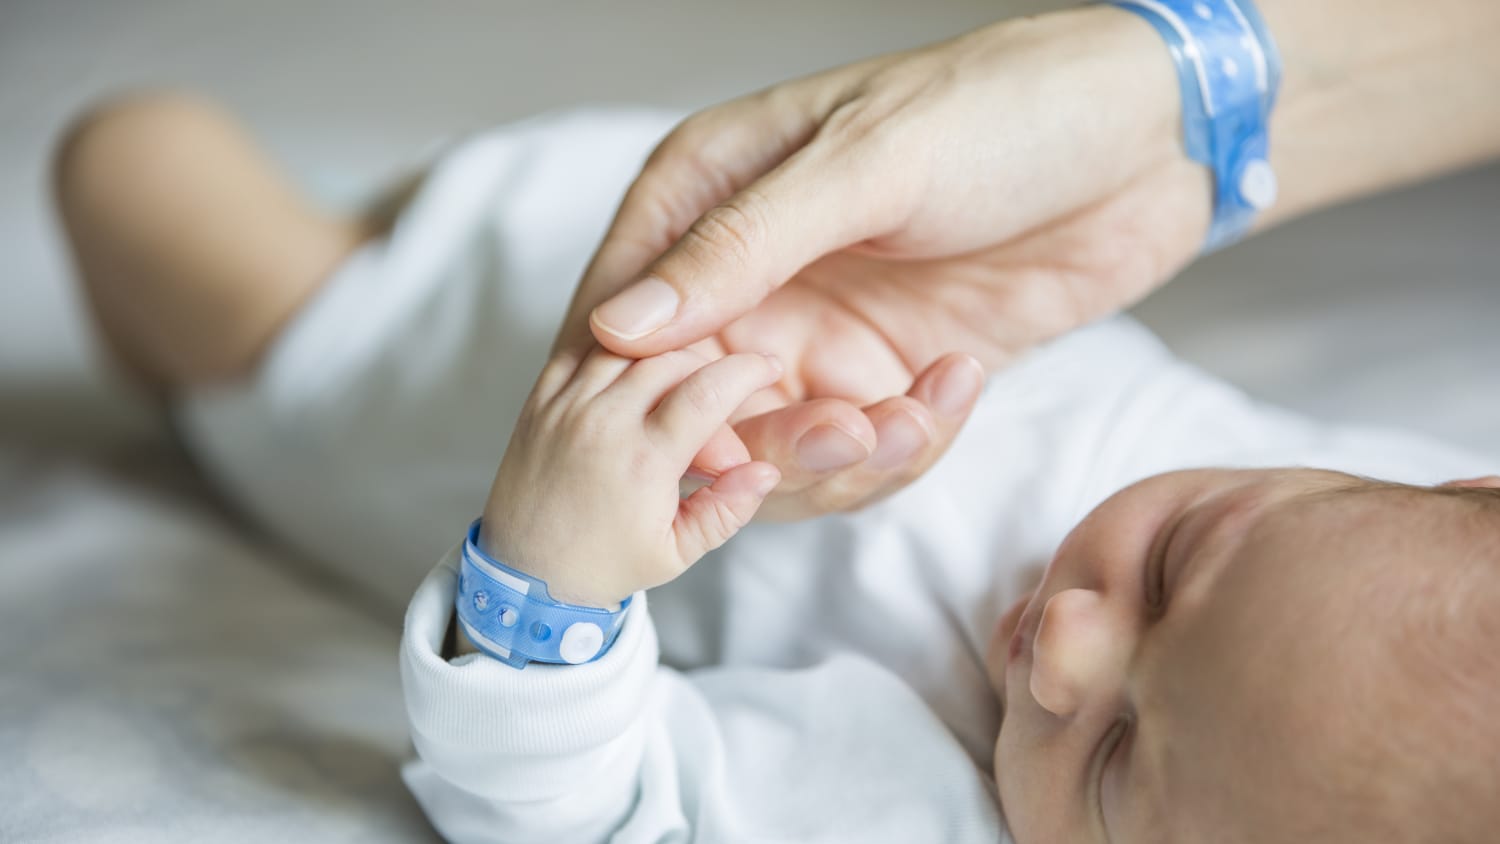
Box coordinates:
[1,0,1496,450]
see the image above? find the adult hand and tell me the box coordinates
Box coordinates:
[555,6,1212,520]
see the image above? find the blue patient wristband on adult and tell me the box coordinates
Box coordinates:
[455,520,630,669]
[1105,0,1282,250]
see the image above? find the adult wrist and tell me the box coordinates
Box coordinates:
[1255,1,1500,227]
[1079,4,1192,174]
[979,6,1190,190]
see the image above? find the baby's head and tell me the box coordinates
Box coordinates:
[987,468,1500,843]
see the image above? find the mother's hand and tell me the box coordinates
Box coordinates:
[555,6,1211,519]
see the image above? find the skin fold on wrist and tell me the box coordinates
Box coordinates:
[477,521,627,610]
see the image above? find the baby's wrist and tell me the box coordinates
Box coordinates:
[476,521,628,610]
[457,520,634,668]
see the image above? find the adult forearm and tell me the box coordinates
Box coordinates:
[1261,0,1500,226]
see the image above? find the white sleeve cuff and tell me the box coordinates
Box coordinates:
[400,545,656,801]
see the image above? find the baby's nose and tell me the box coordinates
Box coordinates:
[1028,588,1128,718]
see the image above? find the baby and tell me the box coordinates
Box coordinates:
[403,334,1500,843]
[56,95,1500,842]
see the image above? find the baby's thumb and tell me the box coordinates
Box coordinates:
[673,461,781,564]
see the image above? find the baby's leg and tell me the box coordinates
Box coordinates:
[52,92,399,394]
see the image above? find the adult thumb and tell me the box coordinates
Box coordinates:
[588,148,883,356]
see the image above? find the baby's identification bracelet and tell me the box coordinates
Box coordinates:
[455,520,631,669]
[1104,0,1282,250]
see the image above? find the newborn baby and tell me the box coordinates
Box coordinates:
[395,314,1500,842]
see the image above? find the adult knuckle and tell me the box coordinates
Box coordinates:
[644,126,689,170]
[817,70,924,143]
[537,356,576,390]
[687,197,766,271]
[819,96,882,144]
[615,178,699,260]
[642,114,739,202]
[616,176,675,235]
[815,76,937,171]
[652,110,712,162]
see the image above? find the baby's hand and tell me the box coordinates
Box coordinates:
[479,348,784,608]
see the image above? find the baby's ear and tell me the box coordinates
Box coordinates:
[1440,475,1500,490]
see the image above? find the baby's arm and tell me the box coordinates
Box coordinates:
[401,347,777,841]
[398,349,1004,842]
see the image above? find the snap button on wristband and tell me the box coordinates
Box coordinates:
[1105,0,1282,250]
[454,520,630,669]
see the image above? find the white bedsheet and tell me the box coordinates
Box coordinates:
[0,442,435,842]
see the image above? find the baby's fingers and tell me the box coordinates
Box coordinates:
[674,461,780,564]
[648,353,783,462]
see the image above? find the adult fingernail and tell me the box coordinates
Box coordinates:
[868,410,930,471]
[795,425,870,473]
[931,357,984,416]
[592,277,679,340]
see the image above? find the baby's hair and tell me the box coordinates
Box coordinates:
[1316,481,1500,844]
[1323,475,1500,502]
[1426,481,1500,507]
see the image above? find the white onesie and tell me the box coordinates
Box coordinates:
[174,110,1496,843]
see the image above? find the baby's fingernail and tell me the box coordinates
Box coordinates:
[761,353,784,376]
[931,356,984,416]
[869,410,929,471]
[592,277,679,340]
[795,425,869,473]
[753,469,781,497]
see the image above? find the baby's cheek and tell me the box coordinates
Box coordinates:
[990,741,1077,844]
[1099,731,1132,833]
[1100,727,1179,842]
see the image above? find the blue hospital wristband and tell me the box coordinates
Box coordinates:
[1105,0,1283,250]
[454,520,631,669]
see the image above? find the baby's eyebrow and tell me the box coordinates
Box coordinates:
[1145,512,1186,608]
[1168,492,1269,599]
